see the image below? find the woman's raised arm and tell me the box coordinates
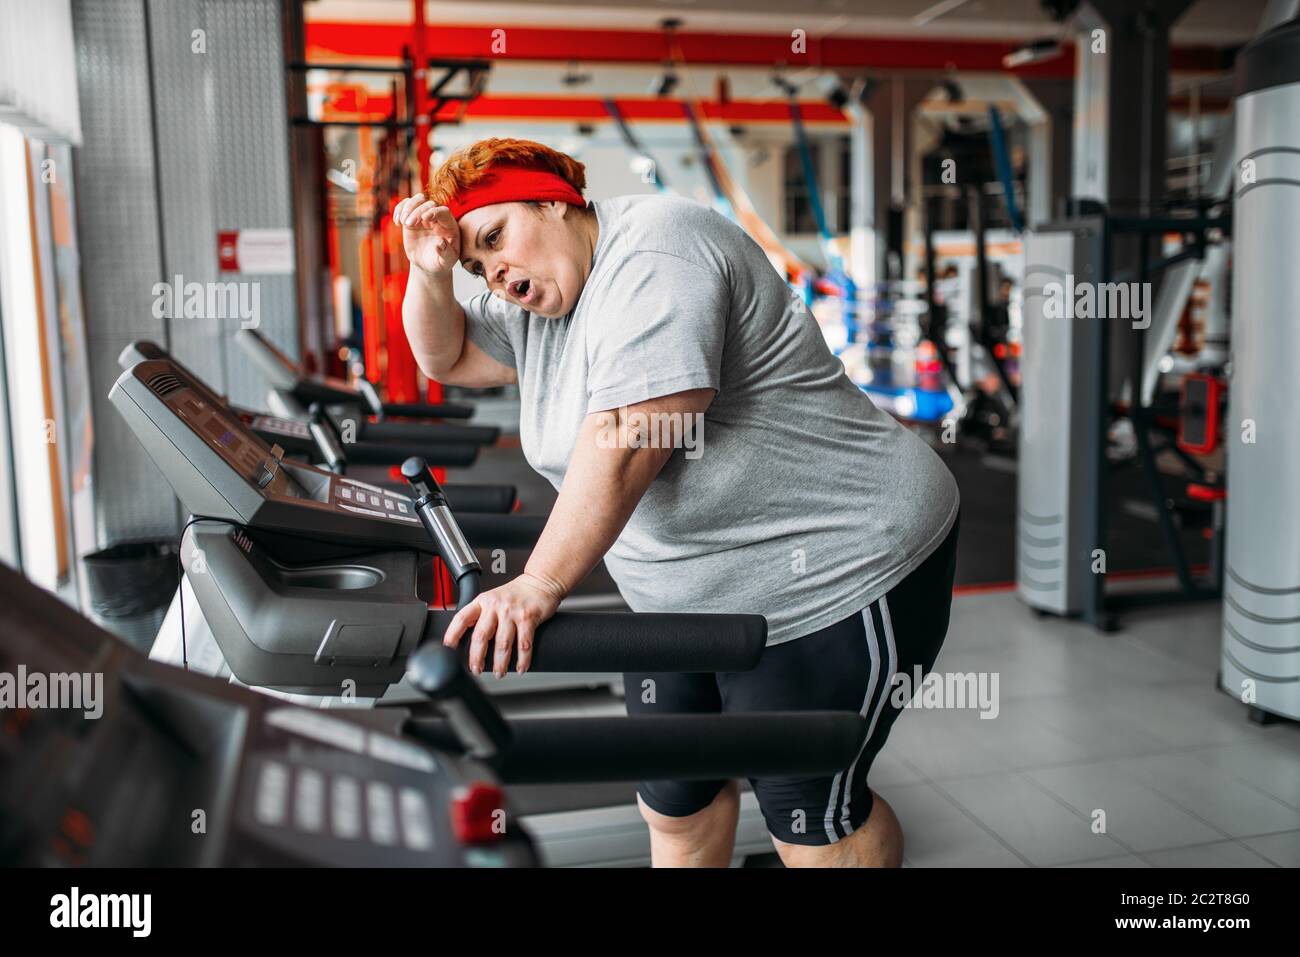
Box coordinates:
[397,193,517,388]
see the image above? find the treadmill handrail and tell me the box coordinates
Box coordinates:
[425,609,767,673]
[406,711,867,784]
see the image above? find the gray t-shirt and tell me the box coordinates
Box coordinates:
[462,194,959,644]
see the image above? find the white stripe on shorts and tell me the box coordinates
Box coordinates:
[822,599,890,842]
[839,596,897,835]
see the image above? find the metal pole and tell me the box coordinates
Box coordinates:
[1085,219,1112,630]
[1130,236,1195,592]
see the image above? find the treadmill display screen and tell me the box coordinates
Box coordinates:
[172,389,267,478]
[161,381,417,521]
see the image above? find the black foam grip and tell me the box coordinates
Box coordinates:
[363,421,497,444]
[409,713,866,784]
[293,379,360,407]
[442,483,517,514]
[454,513,546,548]
[381,401,475,420]
[425,610,767,672]
[344,440,479,468]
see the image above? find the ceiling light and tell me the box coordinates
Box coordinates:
[1002,38,1063,69]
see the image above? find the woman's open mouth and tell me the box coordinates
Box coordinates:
[508,278,535,306]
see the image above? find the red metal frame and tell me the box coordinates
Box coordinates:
[410,0,443,407]
[305,21,1226,77]
[322,90,850,124]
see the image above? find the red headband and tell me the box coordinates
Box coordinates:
[446,166,586,219]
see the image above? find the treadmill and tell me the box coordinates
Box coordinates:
[237,328,489,447]
[118,345,618,697]
[107,356,811,865]
[0,562,864,867]
[119,340,517,514]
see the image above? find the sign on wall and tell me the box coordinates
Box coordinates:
[217,228,294,273]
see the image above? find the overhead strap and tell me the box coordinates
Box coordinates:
[987,105,1024,233]
[678,90,811,279]
[785,88,854,319]
[603,98,670,190]
[788,96,831,242]
[680,99,734,216]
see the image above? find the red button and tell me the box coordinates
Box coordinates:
[450,782,506,844]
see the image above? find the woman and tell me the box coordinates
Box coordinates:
[397,138,960,868]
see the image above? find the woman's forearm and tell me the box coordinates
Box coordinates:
[402,266,467,379]
[522,390,713,597]
[522,416,671,598]
[444,390,712,675]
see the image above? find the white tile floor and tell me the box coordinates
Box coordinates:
[883,591,1300,867]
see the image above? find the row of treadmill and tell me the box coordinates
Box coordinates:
[0,330,867,868]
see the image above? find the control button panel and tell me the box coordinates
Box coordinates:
[249,415,311,439]
[235,714,464,865]
[332,480,420,524]
[247,758,435,852]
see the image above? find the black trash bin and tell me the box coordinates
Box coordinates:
[82,539,181,652]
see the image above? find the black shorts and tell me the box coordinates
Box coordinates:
[624,513,959,846]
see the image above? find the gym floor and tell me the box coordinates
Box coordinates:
[884,593,1300,867]
[453,396,1300,867]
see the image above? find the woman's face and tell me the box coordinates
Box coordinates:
[457,201,591,318]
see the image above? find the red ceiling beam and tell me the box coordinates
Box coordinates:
[322,91,850,124]
[304,21,1227,77]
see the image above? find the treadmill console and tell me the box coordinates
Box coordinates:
[0,564,532,867]
[119,341,321,457]
[166,383,306,496]
[110,359,433,552]
[245,412,311,442]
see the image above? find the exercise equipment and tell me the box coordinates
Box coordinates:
[119,341,515,513]
[1220,17,1300,723]
[1018,205,1229,627]
[838,288,956,425]
[114,350,616,700]
[0,562,531,866]
[236,328,495,448]
[0,561,864,866]
[106,355,863,864]
[918,122,1023,446]
[107,355,727,695]
[1177,372,1223,457]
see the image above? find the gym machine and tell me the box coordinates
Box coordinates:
[236,328,495,449]
[107,355,841,863]
[110,354,561,695]
[116,348,626,701]
[1218,17,1300,723]
[0,562,864,867]
[1017,204,1229,627]
[920,122,1022,450]
[119,340,516,514]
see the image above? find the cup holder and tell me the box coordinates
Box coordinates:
[278,565,384,591]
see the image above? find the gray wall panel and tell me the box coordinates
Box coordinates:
[72,0,177,543]
[73,0,298,544]
[205,0,297,409]
[146,0,226,394]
